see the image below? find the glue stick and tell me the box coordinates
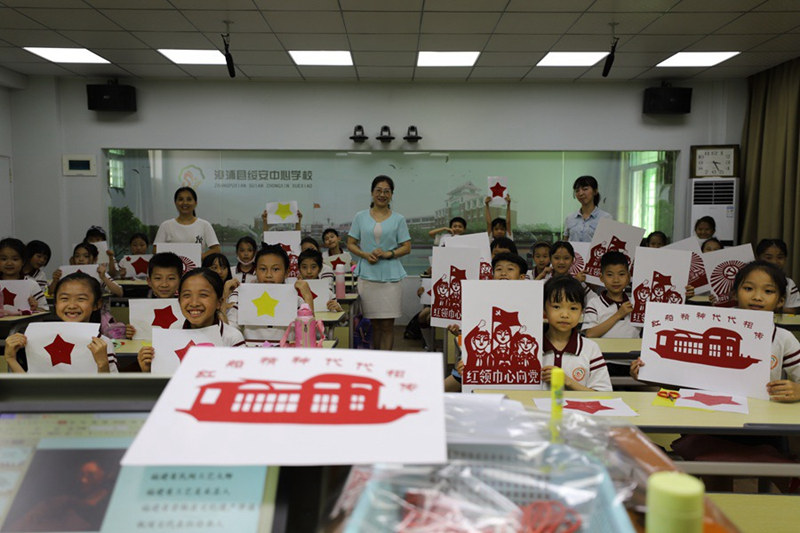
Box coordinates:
[550,367,564,443]
[646,471,704,533]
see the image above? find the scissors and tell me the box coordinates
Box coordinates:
[657,389,680,402]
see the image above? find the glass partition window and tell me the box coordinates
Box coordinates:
[106,150,676,275]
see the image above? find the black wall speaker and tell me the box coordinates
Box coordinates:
[87,84,137,112]
[643,87,692,114]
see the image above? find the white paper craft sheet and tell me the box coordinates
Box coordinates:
[0,280,32,312]
[487,176,509,207]
[583,219,646,285]
[430,246,481,328]
[674,388,749,414]
[129,298,183,340]
[638,302,772,399]
[24,322,103,374]
[57,264,101,282]
[569,242,591,276]
[118,254,153,279]
[460,280,545,393]
[630,247,691,326]
[665,238,709,293]
[150,326,224,376]
[420,278,432,305]
[122,348,447,466]
[301,279,333,313]
[533,397,638,417]
[237,283,298,327]
[702,244,755,307]
[447,233,492,280]
[92,241,109,264]
[266,201,299,224]
[154,243,202,273]
[262,230,301,278]
[324,252,351,271]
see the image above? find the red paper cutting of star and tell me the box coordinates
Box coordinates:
[279,243,292,253]
[683,392,740,407]
[330,257,346,270]
[131,257,150,275]
[489,181,506,198]
[152,305,179,329]
[44,334,75,366]
[2,287,17,306]
[297,287,319,301]
[564,400,613,415]
[175,340,197,362]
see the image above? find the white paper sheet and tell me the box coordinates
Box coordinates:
[584,219,646,285]
[532,397,638,417]
[430,246,481,328]
[129,298,183,340]
[150,325,224,376]
[702,244,755,307]
[118,254,153,279]
[266,201,299,224]
[237,283,298,327]
[154,243,202,273]
[630,247,691,326]
[57,264,101,282]
[0,280,32,312]
[665,237,709,293]
[262,230,301,278]
[674,388,749,414]
[24,322,103,374]
[487,176,509,207]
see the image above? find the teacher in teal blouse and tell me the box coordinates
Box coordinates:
[347,175,412,351]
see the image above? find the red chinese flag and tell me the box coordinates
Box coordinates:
[652,271,673,288]
[449,265,467,282]
[608,235,627,252]
[492,306,521,329]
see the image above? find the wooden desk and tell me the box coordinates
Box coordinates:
[593,337,642,358]
[688,294,711,305]
[708,494,800,533]
[334,294,359,349]
[775,314,800,331]
[315,310,345,324]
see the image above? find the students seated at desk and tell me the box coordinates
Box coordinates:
[0,238,49,315]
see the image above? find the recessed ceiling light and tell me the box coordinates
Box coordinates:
[158,49,226,65]
[657,52,740,67]
[417,51,480,67]
[537,52,609,67]
[24,47,109,64]
[289,50,353,66]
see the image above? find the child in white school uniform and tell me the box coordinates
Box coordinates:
[484,194,512,241]
[756,238,800,313]
[541,276,612,392]
[527,241,552,281]
[297,248,342,312]
[582,251,638,339]
[429,216,467,247]
[5,272,116,373]
[137,267,244,372]
[124,252,185,339]
[52,242,123,299]
[233,236,258,284]
[300,237,335,283]
[0,238,49,314]
[23,240,51,292]
[226,245,314,345]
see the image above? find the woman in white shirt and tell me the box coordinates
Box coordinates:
[154,187,221,260]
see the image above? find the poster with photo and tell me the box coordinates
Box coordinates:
[584,219,646,285]
[630,247,691,326]
[430,246,481,328]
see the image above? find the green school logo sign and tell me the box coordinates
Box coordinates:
[179,165,205,188]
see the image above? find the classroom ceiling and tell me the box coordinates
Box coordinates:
[0,0,799,82]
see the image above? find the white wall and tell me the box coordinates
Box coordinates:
[9,76,747,262]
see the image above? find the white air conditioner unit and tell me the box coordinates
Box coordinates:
[690,177,739,245]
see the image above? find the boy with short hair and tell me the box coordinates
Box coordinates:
[125,252,185,339]
[582,251,637,339]
[429,216,467,246]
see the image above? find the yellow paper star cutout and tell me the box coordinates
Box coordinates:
[274,202,294,220]
[252,290,279,317]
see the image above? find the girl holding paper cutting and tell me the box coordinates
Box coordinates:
[562,176,612,242]
[0,237,49,314]
[137,267,244,372]
[154,187,220,260]
[4,272,116,373]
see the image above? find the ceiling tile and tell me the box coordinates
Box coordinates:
[0,28,76,46]
[634,67,698,79]
[180,64,243,78]
[62,63,133,76]
[524,66,588,79]
[343,12,421,33]
[3,0,86,6]
[483,34,560,51]
[227,50,292,65]
[424,0,507,11]
[182,11,271,33]
[670,0,767,11]
[506,0,594,11]
[468,66,529,79]
[0,7,45,29]
[60,30,150,49]
[645,12,742,34]
[356,66,414,79]
[17,8,123,31]
[413,67,470,80]
[684,33,774,51]
[749,33,800,51]
[131,31,214,49]
[495,13,582,34]
[115,63,191,77]
[341,0,422,10]
[0,46,47,61]
[754,0,800,11]
[277,33,349,49]
[421,12,501,33]
[2,61,76,75]
[418,33,490,50]
[349,34,419,51]
[607,52,670,67]
[721,50,800,66]
[262,11,346,33]
[90,49,170,64]
[588,0,678,12]
[351,51,416,66]
[716,12,800,34]
[171,0,255,9]
[101,10,196,32]
[236,65,301,78]
[206,32,283,50]
[551,34,622,50]
[569,12,660,34]
[297,65,356,78]
[691,65,768,78]
[475,51,543,67]
[254,0,340,10]
[579,65,652,79]
[621,34,702,52]
[85,1,173,8]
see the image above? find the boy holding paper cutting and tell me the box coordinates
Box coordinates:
[124,252,185,339]
[582,251,637,339]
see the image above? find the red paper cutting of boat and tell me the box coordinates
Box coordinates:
[651,327,760,369]
[178,373,422,425]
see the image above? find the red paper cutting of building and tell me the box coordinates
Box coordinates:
[651,327,760,369]
[178,373,421,425]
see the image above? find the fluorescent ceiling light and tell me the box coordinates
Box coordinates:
[417,51,480,67]
[158,49,225,65]
[24,47,109,64]
[657,52,740,67]
[289,50,352,66]
[537,52,609,67]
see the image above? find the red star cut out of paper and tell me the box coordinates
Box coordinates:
[684,392,740,407]
[44,334,75,366]
[564,400,613,415]
[131,257,150,275]
[489,181,506,198]
[279,243,292,253]
[152,305,179,329]
[2,287,17,306]
[297,286,318,301]
[330,257,346,270]
[175,340,197,362]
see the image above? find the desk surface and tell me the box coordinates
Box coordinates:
[476,390,800,434]
[707,494,800,533]
[114,338,338,355]
[0,311,51,323]
[593,337,641,357]
[316,310,345,323]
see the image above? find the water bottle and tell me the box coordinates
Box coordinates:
[335,264,346,299]
[280,303,325,348]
